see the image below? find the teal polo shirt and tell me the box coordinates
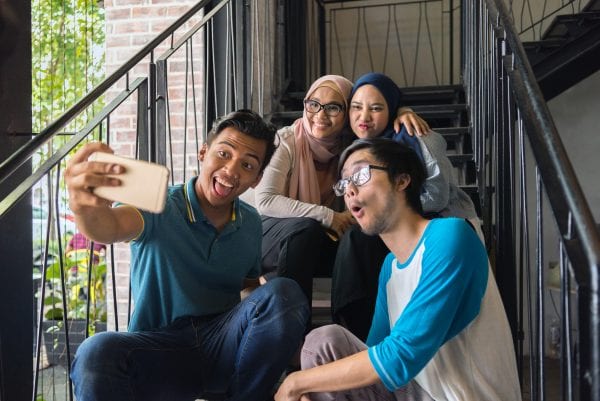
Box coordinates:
[128,177,262,332]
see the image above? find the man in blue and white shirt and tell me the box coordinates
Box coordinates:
[275,138,520,401]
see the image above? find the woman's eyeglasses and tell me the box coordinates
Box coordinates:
[333,165,388,196]
[304,99,345,117]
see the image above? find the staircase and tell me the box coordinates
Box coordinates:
[523,0,600,99]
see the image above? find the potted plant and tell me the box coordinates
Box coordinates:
[41,236,107,366]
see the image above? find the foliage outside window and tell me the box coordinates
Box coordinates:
[31,0,107,332]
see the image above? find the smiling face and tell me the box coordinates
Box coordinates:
[306,86,347,139]
[349,84,390,139]
[340,148,400,235]
[196,127,266,212]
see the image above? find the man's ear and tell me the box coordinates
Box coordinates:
[395,173,411,192]
[198,143,208,162]
[250,171,264,189]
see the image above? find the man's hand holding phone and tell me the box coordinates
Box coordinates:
[88,151,169,213]
[65,143,170,214]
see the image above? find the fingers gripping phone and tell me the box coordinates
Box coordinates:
[89,152,170,213]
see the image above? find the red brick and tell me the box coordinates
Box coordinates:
[132,6,168,19]
[113,21,150,34]
[106,8,132,20]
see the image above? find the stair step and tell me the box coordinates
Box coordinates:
[411,103,467,113]
[448,153,473,166]
[287,91,305,100]
[583,0,600,12]
[532,21,600,99]
[410,104,469,128]
[401,84,465,105]
[523,39,566,67]
[459,184,479,195]
[542,11,600,41]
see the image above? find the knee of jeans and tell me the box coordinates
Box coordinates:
[72,331,122,373]
[267,278,310,320]
[271,278,309,309]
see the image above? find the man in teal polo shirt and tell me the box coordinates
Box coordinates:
[65,110,309,401]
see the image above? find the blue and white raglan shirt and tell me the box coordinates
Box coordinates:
[367,218,521,401]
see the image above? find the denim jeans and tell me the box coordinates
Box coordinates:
[71,278,309,401]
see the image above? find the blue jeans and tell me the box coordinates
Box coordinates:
[71,278,309,401]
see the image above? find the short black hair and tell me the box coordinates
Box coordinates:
[207,109,278,172]
[339,138,426,214]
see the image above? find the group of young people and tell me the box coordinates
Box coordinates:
[64,72,520,401]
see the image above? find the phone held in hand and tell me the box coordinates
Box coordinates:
[88,152,170,213]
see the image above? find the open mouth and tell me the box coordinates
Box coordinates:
[213,176,234,198]
[349,203,365,219]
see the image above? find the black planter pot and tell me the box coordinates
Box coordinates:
[42,320,107,367]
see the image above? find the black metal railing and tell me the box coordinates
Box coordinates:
[506,0,590,41]
[463,0,600,400]
[0,0,274,399]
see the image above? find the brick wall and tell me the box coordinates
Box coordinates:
[103,0,204,330]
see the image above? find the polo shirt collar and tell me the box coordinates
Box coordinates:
[183,177,239,227]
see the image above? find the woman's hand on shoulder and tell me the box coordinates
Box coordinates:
[393,108,431,137]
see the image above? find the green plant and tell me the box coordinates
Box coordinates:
[42,246,107,332]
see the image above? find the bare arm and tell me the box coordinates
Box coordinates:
[275,350,380,401]
[393,107,431,136]
[64,142,143,244]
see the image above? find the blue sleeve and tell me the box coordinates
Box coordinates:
[366,253,395,346]
[367,218,488,391]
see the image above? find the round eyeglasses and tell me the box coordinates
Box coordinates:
[333,165,388,196]
[304,99,345,117]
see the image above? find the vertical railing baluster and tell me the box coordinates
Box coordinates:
[156,59,168,168]
[137,78,150,163]
[149,51,157,163]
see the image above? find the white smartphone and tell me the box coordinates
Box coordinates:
[88,152,170,213]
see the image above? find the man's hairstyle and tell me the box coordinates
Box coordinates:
[338,138,426,214]
[207,109,278,172]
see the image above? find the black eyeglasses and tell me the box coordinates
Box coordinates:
[304,99,345,117]
[333,165,388,196]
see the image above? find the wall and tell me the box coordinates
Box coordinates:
[103,0,202,329]
[548,69,600,223]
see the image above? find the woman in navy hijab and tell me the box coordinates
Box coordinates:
[332,72,482,340]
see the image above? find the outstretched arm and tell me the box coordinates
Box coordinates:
[274,350,380,401]
[393,107,430,136]
[64,142,143,244]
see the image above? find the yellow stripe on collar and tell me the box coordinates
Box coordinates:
[183,184,195,223]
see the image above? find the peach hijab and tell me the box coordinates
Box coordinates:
[288,75,353,206]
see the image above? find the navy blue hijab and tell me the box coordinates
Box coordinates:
[350,72,424,163]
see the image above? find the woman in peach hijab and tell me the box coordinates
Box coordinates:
[253,75,428,309]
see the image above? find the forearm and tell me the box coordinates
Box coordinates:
[256,193,334,227]
[284,351,380,396]
[74,205,141,244]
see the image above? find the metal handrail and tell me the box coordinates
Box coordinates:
[0,0,211,186]
[465,0,600,398]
